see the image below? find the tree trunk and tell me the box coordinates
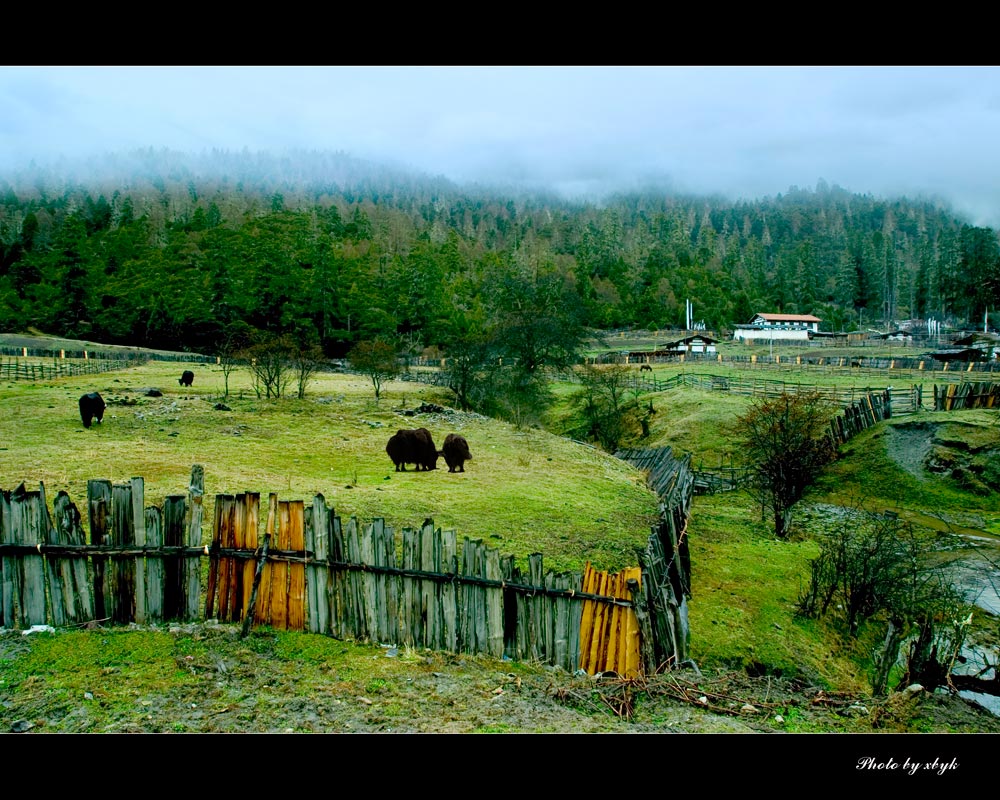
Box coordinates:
[872,618,904,696]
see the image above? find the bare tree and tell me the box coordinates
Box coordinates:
[798,505,972,695]
[348,337,399,402]
[730,391,836,539]
[218,324,252,399]
[570,363,644,452]
[243,334,294,399]
[291,341,326,399]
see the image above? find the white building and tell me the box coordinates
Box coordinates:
[732,313,821,343]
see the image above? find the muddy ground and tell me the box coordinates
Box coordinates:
[3,621,1000,736]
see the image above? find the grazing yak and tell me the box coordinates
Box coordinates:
[179,370,195,387]
[386,427,439,472]
[78,392,106,428]
[439,433,472,473]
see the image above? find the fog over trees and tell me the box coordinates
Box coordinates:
[0,149,997,362]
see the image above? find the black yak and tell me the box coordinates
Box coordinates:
[79,392,106,428]
[439,433,472,473]
[386,427,439,472]
[179,370,195,387]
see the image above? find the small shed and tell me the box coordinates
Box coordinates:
[662,334,718,355]
[952,333,1000,360]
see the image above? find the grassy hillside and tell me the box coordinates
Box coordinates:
[0,346,1000,716]
[547,358,1000,693]
[3,348,1000,734]
[0,358,659,575]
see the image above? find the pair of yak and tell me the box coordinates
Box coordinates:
[386,428,472,474]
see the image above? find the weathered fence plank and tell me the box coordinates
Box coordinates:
[268,500,291,630]
[88,479,112,622]
[241,494,260,619]
[131,478,147,624]
[420,520,436,648]
[12,485,48,626]
[527,553,544,662]
[108,481,137,623]
[286,500,306,631]
[400,526,420,646]
[255,494,277,625]
[206,495,231,620]
[0,490,12,627]
[306,494,331,635]
[439,528,458,652]
[229,494,247,622]
[51,491,94,625]
[143,506,164,623]
[163,496,186,620]
[184,465,204,619]
[342,516,366,640]
[485,545,504,658]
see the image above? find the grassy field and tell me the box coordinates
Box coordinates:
[3,345,1000,732]
[0,358,660,576]
[546,356,1000,690]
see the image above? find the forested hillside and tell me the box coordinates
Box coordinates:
[0,148,997,359]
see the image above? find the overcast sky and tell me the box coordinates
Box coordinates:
[2,65,1000,226]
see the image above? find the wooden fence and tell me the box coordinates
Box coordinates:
[0,457,694,678]
[430,368,923,415]
[932,382,1000,410]
[614,446,693,669]
[589,350,1000,378]
[0,357,139,381]
[828,390,893,447]
[0,345,213,363]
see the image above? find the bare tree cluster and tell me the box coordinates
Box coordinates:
[570,364,649,452]
[797,507,972,695]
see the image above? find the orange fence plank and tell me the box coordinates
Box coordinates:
[287,501,305,631]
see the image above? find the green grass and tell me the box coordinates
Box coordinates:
[811,410,1000,520]
[0,359,659,575]
[683,492,871,690]
[3,351,998,710]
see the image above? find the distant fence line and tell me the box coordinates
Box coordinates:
[0,345,214,382]
[0,455,695,678]
[420,366,925,416]
[589,350,1000,377]
[0,356,141,381]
